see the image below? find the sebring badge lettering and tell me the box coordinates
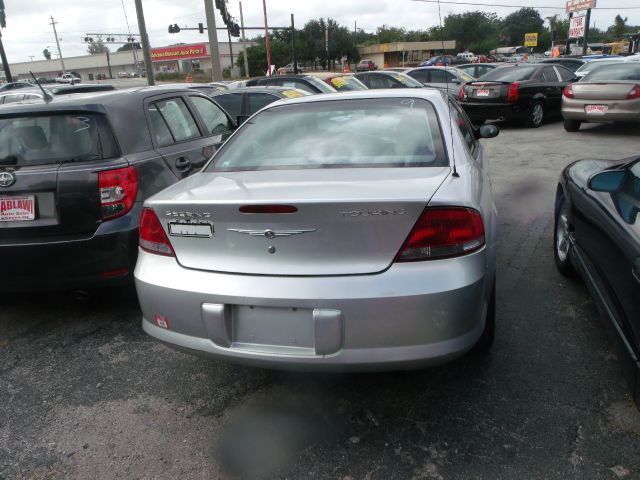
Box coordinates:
[339,208,408,218]
[165,211,212,219]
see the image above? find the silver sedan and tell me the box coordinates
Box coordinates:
[134,89,499,370]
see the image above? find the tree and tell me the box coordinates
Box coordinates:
[117,42,141,52]
[443,11,499,52]
[500,7,544,46]
[87,38,109,55]
[42,48,51,60]
[610,15,628,40]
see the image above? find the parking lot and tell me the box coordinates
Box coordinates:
[1,119,640,479]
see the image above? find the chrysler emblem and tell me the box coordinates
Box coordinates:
[0,171,15,188]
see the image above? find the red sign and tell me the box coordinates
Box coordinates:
[569,15,586,38]
[566,0,596,13]
[151,44,207,62]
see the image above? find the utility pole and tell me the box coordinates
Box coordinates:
[582,8,591,55]
[0,0,10,82]
[205,0,223,81]
[291,14,297,74]
[239,1,249,78]
[133,0,154,85]
[227,28,233,73]
[49,15,65,74]
[325,25,329,71]
[262,0,271,75]
[121,0,139,76]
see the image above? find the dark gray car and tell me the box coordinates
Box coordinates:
[208,86,311,121]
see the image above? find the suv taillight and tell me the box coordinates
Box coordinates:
[507,82,519,103]
[139,208,174,256]
[626,84,640,99]
[395,207,485,262]
[563,85,574,98]
[99,166,138,220]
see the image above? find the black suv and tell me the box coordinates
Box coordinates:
[0,87,235,291]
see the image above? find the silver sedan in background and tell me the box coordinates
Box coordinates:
[562,63,640,131]
[135,90,499,370]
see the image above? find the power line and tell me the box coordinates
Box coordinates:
[411,0,640,10]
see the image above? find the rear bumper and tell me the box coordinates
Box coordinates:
[461,102,526,123]
[135,247,495,370]
[562,98,640,122]
[0,211,139,292]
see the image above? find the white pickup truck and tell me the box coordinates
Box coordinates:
[55,73,81,84]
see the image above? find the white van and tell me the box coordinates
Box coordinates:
[457,52,476,62]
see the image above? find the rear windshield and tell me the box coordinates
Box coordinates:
[582,64,640,81]
[207,98,447,172]
[576,60,622,75]
[327,76,367,91]
[480,66,538,82]
[0,113,119,167]
[391,73,425,88]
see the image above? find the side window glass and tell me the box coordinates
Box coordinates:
[429,69,447,83]
[542,67,556,82]
[247,93,279,114]
[409,70,428,83]
[450,102,477,155]
[190,95,233,134]
[556,66,574,81]
[147,104,174,147]
[3,95,24,104]
[212,93,243,119]
[282,80,314,93]
[153,97,200,143]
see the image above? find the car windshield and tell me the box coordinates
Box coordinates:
[389,73,425,88]
[451,68,475,82]
[582,64,640,81]
[0,113,118,167]
[207,98,447,172]
[327,76,367,91]
[480,66,538,82]
[576,60,623,75]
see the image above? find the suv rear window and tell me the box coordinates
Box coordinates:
[0,113,118,167]
[207,98,447,172]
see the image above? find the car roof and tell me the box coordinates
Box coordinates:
[304,71,349,80]
[210,86,311,96]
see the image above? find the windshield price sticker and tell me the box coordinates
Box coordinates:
[0,195,36,221]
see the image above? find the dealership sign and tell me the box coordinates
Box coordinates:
[569,15,586,38]
[565,0,596,13]
[524,33,538,47]
[151,44,208,62]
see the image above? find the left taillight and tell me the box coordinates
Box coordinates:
[139,208,175,257]
[395,207,485,262]
[563,85,574,98]
[99,166,138,220]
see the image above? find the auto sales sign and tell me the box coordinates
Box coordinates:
[569,16,586,38]
[151,43,208,62]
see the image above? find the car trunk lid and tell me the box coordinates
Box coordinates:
[571,81,637,101]
[466,81,511,102]
[150,168,451,276]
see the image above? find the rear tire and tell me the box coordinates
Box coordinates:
[526,101,544,128]
[563,119,581,132]
[554,197,576,277]
[474,280,495,353]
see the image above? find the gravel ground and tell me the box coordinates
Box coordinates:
[1,120,639,480]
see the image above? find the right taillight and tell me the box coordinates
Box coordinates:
[507,82,519,103]
[395,207,485,262]
[139,208,175,256]
[563,85,574,98]
[626,84,640,99]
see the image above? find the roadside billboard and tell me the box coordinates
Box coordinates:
[565,0,596,14]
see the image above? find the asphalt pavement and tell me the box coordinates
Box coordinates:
[1,120,640,479]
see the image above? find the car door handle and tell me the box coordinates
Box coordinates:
[175,157,191,171]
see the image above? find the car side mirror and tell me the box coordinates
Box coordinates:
[477,123,499,139]
[588,170,626,192]
[236,115,250,125]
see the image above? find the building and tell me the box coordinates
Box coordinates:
[357,41,456,68]
[8,41,253,81]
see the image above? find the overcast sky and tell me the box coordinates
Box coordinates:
[3,0,640,63]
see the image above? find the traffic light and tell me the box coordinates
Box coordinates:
[198,22,204,34]
[168,24,180,34]
[230,23,240,38]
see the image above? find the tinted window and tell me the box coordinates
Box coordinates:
[2,95,23,104]
[368,74,396,89]
[247,93,280,114]
[555,66,575,81]
[212,93,243,119]
[207,98,447,172]
[147,104,174,147]
[280,80,316,94]
[481,66,538,82]
[576,60,624,76]
[408,70,429,83]
[0,113,118,166]
[457,65,475,77]
[190,95,233,134]
[541,67,558,82]
[476,65,494,77]
[450,102,476,154]
[152,97,200,143]
[583,64,640,81]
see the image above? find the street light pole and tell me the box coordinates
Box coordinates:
[239,1,250,78]
[205,0,223,81]
[133,0,154,85]
[262,0,271,75]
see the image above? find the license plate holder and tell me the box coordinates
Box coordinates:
[168,221,213,237]
[233,306,314,349]
[476,89,490,97]
[0,195,35,221]
[585,104,608,114]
